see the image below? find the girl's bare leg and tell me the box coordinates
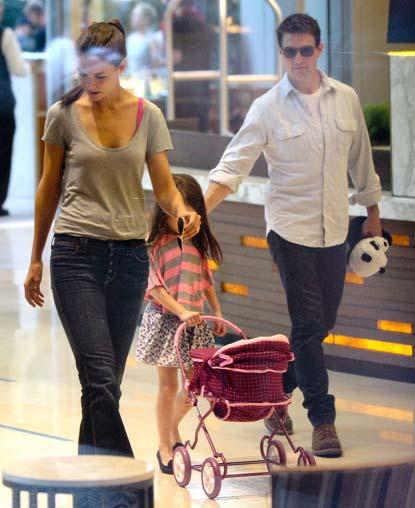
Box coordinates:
[171,368,193,444]
[156,366,178,463]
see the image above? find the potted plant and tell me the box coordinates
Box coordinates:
[363,102,391,191]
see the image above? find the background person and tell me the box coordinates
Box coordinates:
[0,0,28,217]
[15,0,46,52]
[126,2,164,75]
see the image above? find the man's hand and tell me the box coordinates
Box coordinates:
[363,205,382,237]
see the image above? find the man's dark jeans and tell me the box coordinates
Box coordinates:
[267,230,347,427]
[51,234,149,456]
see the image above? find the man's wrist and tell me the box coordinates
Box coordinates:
[366,204,380,217]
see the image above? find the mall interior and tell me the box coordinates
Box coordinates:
[0,0,414,506]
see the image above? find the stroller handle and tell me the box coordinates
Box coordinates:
[174,315,248,377]
[174,315,248,350]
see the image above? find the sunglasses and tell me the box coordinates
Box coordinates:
[281,45,316,59]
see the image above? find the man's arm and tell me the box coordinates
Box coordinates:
[348,92,382,236]
[363,204,381,237]
[205,181,232,214]
[205,99,267,213]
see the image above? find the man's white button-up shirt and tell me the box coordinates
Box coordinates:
[209,71,382,247]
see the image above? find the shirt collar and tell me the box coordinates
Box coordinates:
[279,69,338,98]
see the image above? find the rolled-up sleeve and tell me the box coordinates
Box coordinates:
[348,94,382,207]
[209,100,267,193]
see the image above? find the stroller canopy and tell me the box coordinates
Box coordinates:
[189,335,294,422]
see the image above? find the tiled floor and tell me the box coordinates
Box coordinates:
[0,205,414,507]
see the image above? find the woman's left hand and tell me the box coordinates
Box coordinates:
[181,211,201,240]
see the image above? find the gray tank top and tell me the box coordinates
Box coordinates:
[42,99,173,240]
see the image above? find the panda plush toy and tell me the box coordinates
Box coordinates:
[347,216,392,278]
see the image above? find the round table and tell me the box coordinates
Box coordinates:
[2,455,154,508]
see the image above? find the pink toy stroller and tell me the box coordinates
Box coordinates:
[172,315,316,499]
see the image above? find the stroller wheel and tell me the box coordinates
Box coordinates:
[266,439,287,474]
[173,446,192,487]
[297,448,316,466]
[201,457,222,499]
[260,435,270,460]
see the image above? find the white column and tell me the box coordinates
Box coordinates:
[389,52,415,198]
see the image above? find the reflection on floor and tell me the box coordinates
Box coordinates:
[0,213,414,507]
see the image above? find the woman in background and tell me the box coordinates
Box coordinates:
[0,0,28,216]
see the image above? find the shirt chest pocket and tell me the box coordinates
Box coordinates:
[335,119,357,154]
[269,123,306,162]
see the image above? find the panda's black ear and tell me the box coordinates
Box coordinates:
[362,253,372,263]
[369,240,380,251]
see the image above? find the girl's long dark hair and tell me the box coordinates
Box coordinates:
[61,19,127,107]
[147,174,223,265]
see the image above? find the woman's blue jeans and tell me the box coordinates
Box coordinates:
[51,234,149,456]
[267,230,347,427]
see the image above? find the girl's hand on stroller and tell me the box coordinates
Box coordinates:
[212,313,226,336]
[179,310,202,326]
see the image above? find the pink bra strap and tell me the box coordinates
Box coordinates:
[137,97,144,129]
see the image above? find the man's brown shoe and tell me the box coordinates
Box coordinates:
[264,412,294,435]
[312,423,343,457]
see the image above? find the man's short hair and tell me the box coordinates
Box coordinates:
[24,0,45,17]
[277,13,321,47]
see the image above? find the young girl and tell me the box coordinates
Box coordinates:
[137,173,225,474]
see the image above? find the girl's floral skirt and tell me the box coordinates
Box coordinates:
[136,303,215,369]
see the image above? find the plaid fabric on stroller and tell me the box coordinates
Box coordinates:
[172,316,316,499]
[188,336,292,422]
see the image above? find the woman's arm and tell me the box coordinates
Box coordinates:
[24,142,64,307]
[149,286,202,326]
[2,28,29,76]
[146,151,201,240]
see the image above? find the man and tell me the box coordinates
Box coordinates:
[205,13,382,458]
[16,0,46,52]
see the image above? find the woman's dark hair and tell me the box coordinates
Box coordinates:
[277,13,321,48]
[61,19,126,106]
[147,174,223,265]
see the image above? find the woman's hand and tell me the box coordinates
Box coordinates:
[179,310,202,326]
[180,212,201,241]
[24,261,44,307]
[212,311,226,336]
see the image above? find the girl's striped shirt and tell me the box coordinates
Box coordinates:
[145,234,213,312]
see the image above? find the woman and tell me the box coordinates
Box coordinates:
[0,0,28,216]
[24,19,200,459]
